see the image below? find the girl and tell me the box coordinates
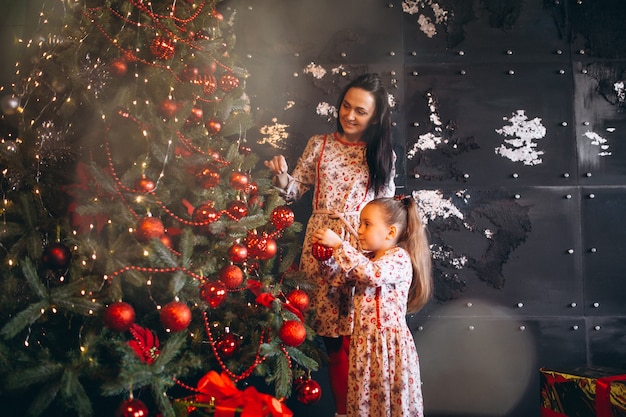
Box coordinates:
[312,196,433,417]
[264,73,396,416]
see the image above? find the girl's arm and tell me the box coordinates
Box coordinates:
[333,242,407,287]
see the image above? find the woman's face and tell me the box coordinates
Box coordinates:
[338,87,377,142]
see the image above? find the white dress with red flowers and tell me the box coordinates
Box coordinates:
[328,243,424,417]
[281,133,395,337]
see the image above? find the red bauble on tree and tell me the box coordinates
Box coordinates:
[200,281,227,308]
[216,332,240,358]
[199,74,217,95]
[279,320,306,347]
[245,232,277,261]
[110,58,128,77]
[104,301,136,332]
[219,73,239,92]
[229,171,249,191]
[225,200,248,220]
[135,217,165,242]
[187,106,204,124]
[158,98,178,119]
[160,301,192,332]
[218,264,244,289]
[116,398,148,417]
[270,205,295,230]
[195,165,221,189]
[311,242,334,261]
[41,242,72,271]
[134,176,155,193]
[181,64,199,81]
[295,378,322,405]
[205,118,221,135]
[150,36,175,60]
[286,289,309,312]
[192,203,220,233]
[227,243,248,263]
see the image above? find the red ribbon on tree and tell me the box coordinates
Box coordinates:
[195,371,293,417]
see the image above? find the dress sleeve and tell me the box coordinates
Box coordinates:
[280,135,322,202]
[332,242,407,286]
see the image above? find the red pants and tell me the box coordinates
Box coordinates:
[324,336,350,415]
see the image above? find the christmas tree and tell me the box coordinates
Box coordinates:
[0,1,321,416]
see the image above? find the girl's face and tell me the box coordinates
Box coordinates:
[357,203,395,256]
[338,87,377,142]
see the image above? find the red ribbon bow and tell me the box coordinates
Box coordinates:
[195,371,293,417]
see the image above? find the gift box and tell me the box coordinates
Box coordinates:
[540,367,626,417]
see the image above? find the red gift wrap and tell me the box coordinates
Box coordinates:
[540,367,626,417]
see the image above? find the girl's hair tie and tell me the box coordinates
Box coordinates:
[394,194,411,206]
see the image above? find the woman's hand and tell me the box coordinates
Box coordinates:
[312,228,343,249]
[263,155,288,175]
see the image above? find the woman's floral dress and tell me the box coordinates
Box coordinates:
[281,132,395,337]
[327,243,424,417]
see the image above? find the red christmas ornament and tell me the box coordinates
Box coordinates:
[158,98,178,119]
[216,332,240,358]
[218,264,244,289]
[205,118,222,135]
[160,301,192,332]
[135,217,165,242]
[135,177,155,193]
[104,301,136,332]
[192,203,220,226]
[219,73,239,92]
[195,165,220,189]
[41,242,72,270]
[116,398,149,417]
[270,206,295,230]
[200,281,227,308]
[212,9,224,21]
[226,200,248,220]
[201,60,217,75]
[295,378,322,405]
[286,289,309,312]
[227,243,248,263]
[245,181,258,196]
[193,74,217,95]
[245,232,277,261]
[229,171,249,191]
[150,36,175,60]
[279,320,306,347]
[311,243,334,261]
[187,106,204,124]
[181,65,200,81]
[110,58,128,77]
[239,145,252,155]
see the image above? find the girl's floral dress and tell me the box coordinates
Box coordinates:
[326,243,424,417]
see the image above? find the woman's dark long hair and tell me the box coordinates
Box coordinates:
[336,73,393,193]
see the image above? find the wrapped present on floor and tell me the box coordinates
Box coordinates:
[540,367,626,417]
[174,370,293,417]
